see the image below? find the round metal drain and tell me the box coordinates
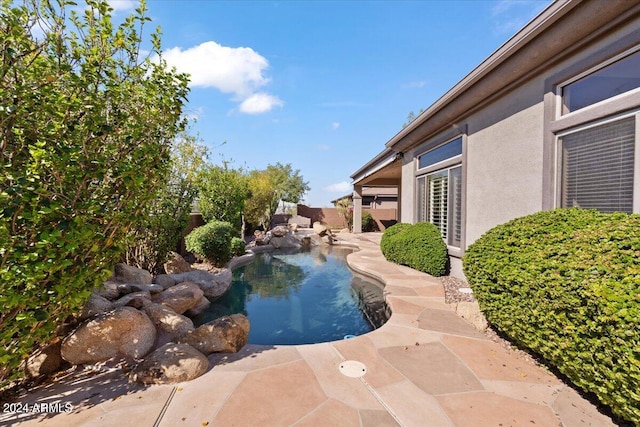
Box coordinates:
[339,360,367,378]
[458,288,473,294]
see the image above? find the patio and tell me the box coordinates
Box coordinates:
[2,233,616,427]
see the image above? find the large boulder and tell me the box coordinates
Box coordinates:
[163,251,192,274]
[155,282,204,315]
[185,296,211,317]
[169,269,232,300]
[25,340,63,378]
[112,291,152,309]
[154,274,177,289]
[143,303,194,342]
[129,343,208,385]
[79,293,115,320]
[270,225,288,237]
[113,263,152,284]
[61,307,156,365]
[178,314,250,355]
[95,281,121,300]
[313,222,328,236]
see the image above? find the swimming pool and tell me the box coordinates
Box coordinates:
[192,246,389,345]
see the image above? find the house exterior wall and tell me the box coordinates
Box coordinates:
[398,15,640,280]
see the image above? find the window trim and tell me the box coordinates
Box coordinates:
[553,110,640,212]
[555,44,640,118]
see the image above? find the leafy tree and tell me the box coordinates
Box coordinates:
[402,108,425,128]
[267,162,310,211]
[125,131,208,274]
[0,0,188,388]
[244,169,276,230]
[197,163,250,233]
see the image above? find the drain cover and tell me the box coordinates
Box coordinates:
[339,360,367,378]
[458,288,473,294]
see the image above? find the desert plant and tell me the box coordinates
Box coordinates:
[185,221,236,267]
[380,222,448,276]
[362,212,377,232]
[463,208,640,424]
[0,0,188,389]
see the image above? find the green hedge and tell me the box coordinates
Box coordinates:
[463,208,640,424]
[380,222,448,276]
[230,237,247,257]
[185,221,236,267]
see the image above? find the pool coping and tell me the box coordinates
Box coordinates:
[4,232,618,427]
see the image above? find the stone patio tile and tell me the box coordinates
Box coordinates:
[481,380,562,406]
[442,335,559,384]
[385,296,426,316]
[331,336,405,389]
[414,285,446,297]
[375,380,454,427]
[207,344,302,372]
[378,342,483,395]
[389,296,450,310]
[292,399,361,427]
[296,343,383,410]
[437,391,562,427]
[384,285,419,296]
[367,323,441,349]
[551,386,617,427]
[358,409,401,426]
[210,359,327,427]
[417,308,487,338]
[384,312,420,327]
[158,371,246,426]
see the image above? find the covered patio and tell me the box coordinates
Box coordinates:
[350,148,402,233]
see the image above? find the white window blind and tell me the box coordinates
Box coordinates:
[561,116,635,213]
[427,171,448,240]
[448,166,462,247]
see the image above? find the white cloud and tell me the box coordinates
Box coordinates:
[159,41,283,114]
[401,80,426,89]
[107,0,137,12]
[239,92,284,114]
[331,122,340,130]
[314,144,330,151]
[324,181,351,193]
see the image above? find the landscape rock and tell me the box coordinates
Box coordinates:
[178,314,250,355]
[169,269,232,300]
[270,225,288,237]
[313,222,328,236]
[155,282,204,315]
[25,340,63,377]
[114,263,152,284]
[143,303,194,342]
[80,293,115,320]
[112,291,152,308]
[185,296,211,317]
[129,343,208,385]
[321,234,335,245]
[95,282,121,300]
[154,274,176,289]
[455,301,488,331]
[128,283,164,294]
[163,251,192,274]
[289,223,298,232]
[270,236,283,249]
[61,307,156,365]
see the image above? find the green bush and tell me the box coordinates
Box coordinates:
[0,0,187,389]
[463,208,640,424]
[362,212,377,232]
[231,237,247,257]
[185,221,236,267]
[380,222,448,276]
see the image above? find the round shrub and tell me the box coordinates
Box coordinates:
[381,222,448,276]
[463,208,640,424]
[185,221,236,267]
[231,237,247,257]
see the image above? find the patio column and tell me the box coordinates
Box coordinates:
[353,185,363,233]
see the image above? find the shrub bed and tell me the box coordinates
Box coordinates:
[185,221,236,267]
[380,222,448,276]
[463,208,640,424]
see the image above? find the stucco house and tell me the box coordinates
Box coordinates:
[351,0,640,279]
[331,187,398,210]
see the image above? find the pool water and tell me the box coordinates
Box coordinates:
[192,246,389,345]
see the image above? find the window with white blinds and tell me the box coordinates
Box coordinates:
[560,116,635,213]
[416,165,462,247]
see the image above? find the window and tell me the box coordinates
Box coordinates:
[559,116,635,213]
[416,136,463,248]
[561,47,640,114]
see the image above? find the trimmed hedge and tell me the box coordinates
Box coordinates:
[231,237,247,257]
[380,222,448,276]
[185,221,236,267]
[463,208,640,424]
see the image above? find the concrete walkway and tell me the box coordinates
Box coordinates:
[3,233,617,427]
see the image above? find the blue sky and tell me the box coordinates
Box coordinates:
[110,0,551,206]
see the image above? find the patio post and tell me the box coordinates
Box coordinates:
[353,184,363,233]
